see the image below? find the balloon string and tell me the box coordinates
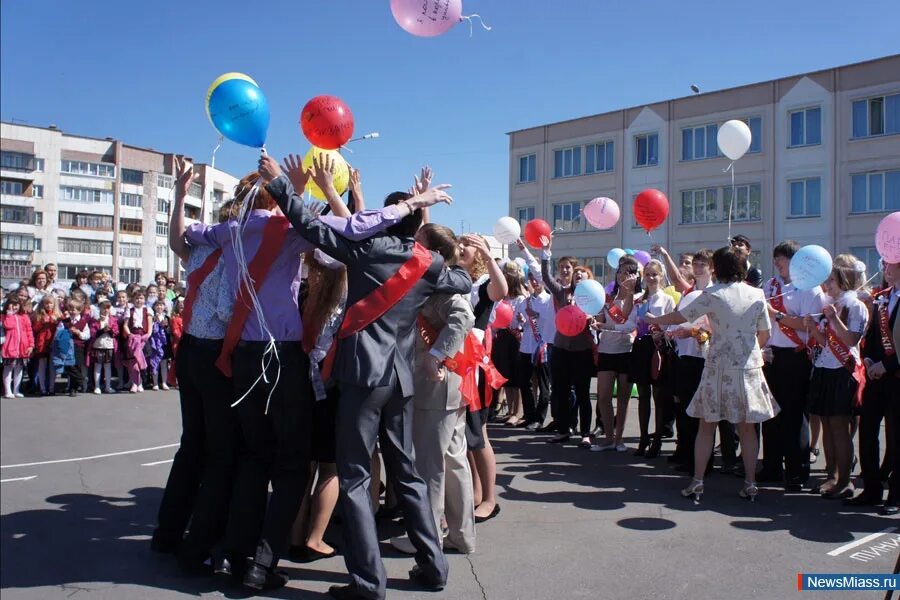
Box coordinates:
[461,13,492,37]
[211,135,224,169]
[724,161,735,243]
[769,271,881,303]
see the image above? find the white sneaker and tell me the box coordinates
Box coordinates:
[389,536,416,555]
[93,388,102,395]
[138,385,144,392]
[3,394,14,399]
[443,537,475,554]
[161,384,169,391]
[615,443,628,453]
[152,385,159,391]
[589,440,616,452]
[14,393,25,398]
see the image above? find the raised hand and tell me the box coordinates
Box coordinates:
[174,156,198,199]
[257,155,282,182]
[310,153,336,195]
[349,168,362,195]
[409,184,453,209]
[282,154,311,194]
[460,234,491,257]
[540,235,552,251]
[413,166,433,195]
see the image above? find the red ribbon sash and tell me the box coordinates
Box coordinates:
[321,242,433,382]
[215,216,290,377]
[825,323,866,407]
[606,303,627,325]
[182,248,222,333]
[876,293,896,358]
[525,296,547,364]
[768,278,806,349]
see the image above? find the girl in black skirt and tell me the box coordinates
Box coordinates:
[493,262,527,426]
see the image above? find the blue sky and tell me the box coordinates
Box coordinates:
[2,1,898,233]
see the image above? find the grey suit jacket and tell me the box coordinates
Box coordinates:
[267,177,473,397]
[414,294,475,411]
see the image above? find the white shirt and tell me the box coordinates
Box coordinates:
[763,277,824,348]
[633,289,676,335]
[814,291,868,369]
[597,294,638,354]
[515,290,554,355]
[671,282,712,359]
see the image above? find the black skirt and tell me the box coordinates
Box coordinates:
[808,366,858,417]
[491,329,520,388]
[311,385,338,463]
[597,351,631,375]
[628,336,656,385]
[89,348,114,365]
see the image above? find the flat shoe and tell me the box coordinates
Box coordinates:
[474,504,500,523]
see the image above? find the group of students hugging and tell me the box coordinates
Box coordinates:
[1,267,186,398]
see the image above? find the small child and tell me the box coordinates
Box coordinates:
[61,298,91,396]
[89,300,119,394]
[32,295,60,395]
[2,298,34,398]
[123,289,151,394]
[146,300,171,390]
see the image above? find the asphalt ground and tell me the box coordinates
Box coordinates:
[1,388,897,600]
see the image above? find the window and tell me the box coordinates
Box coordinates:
[745,116,762,154]
[120,193,143,207]
[517,206,536,229]
[184,206,201,220]
[1,180,24,195]
[553,147,582,178]
[59,211,114,230]
[850,246,881,277]
[34,212,42,225]
[789,177,822,218]
[681,188,718,224]
[851,170,900,213]
[155,222,169,236]
[578,257,608,283]
[723,184,762,222]
[59,238,114,255]
[1,260,31,279]
[0,205,34,224]
[34,158,44,172]
[60,160,115,178]
[585,141,614,174]
[32,184,43,198]
[682,124,718,161]
[0,152,35,171]
[157,174,174,188]
[118,268,141,283]
[34,238,41,251]
[1,233,36,252]
[157,198,170,213]
[121,169,144,185]
[853,93,900,138]
[188,182,203,198]
[119,243,142,258]
[634,133,658,167]
[552,201,584,232]
[518,154,536,183]
[156,244,168,259]
[60,186,114,204]
[120,218,143,234]
[59,264,106,280]
[789,107,822,147]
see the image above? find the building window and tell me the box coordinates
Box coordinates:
[156,222,169,236]
[851,170,900,213]
[34,238,41,251]
[552,201,584,232]
[1,233,36,252]
[789,107,822,147]
[681,188,718,224]
[60,160,115,178]
[59,264,106,280]
[0,205,33,224]
[634,133,658,167]
[59,211,114,230]
[60,186,114,204]
[156,244,168,259]
[120,218,143,234]
[32,184,43,198]
[723,184,762,222]
[184,206,201,220]
[745,116,762,154]
[157,198,170,213]
[850,246,881,277]
[518,154,536,183]
[553,147,582,178]
[118,268,141,283]
[34,211,42,225]
[788,177,822,218]
[0,152,35,171]
[157,174,174,188]
[188,182,203,198]
[585,141,614,174]
[681,124,718,161]
[1,260,31,279]
[120,193,143,208]
[119,243,142,258]
[34,158,44,172]
[121,169,144,185]
[853,93,900,138]
[1,180,24,195]
[516,206,536,229]
[59,238,114,255]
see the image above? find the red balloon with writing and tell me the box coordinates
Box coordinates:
[300,95,355,150]
[633,188,669,233]
[524,219,551,249]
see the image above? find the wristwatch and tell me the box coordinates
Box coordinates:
[775,311,785,322]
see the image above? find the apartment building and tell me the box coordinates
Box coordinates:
[0,122,240,287]
[508,55,900,282]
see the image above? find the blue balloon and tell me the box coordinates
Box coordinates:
[208,79,270,148]
[607,248,626,269]
[789,244,832,290]
[624,248,636,256]
[573,279,606,315]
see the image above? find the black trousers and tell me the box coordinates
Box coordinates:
[223,342,312,566]
[550,347,594,436]
[517,351,550,425]
[859,376,900,498]
[155,336,239,560]
[65,346,86,392]
[673,356,704,463]
[762,348,812,483]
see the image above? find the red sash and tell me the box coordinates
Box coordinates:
[525,296,547,364]
[320,242,433,381]
[875,291,896,358]
[767,278,805,350]
[215,216,290,377]
[182,248,222,333]
[825,322,866,407]
[605,294,628,325]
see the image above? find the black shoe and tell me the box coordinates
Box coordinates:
[525,422,541,431]
[645,438,662,459]
[844,491,884,507]
[755,470,784,483]
[660,425,675,439]
[474,504,501,523]
[633,437,650,457]
[150,529,181,554]
[881,503,899,516]
[288,544,338,563]
[213,556,233,577]
[68,389,77,397]
[784,483,804,493]
[409,565,446,591]
[243,563,288,590]
[537,421,558,433]
[547,434,568,444]
[329,585,370,599]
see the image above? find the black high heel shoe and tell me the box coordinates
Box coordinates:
[633,436,650,457]
[645,436,662,459]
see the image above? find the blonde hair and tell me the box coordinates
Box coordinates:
[831,253,863,292]
[464,235,489,280]
[302,253,347,348]
[502,261,528,297]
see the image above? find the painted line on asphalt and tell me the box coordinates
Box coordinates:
[141,459,174,467]
[1,475,37,483]
[827,527,898,556]
[0,443,179,469]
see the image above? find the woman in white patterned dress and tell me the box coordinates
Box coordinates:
[646,246,778,502]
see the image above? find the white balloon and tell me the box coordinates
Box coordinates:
[493,216,521,244]
[717,119,752,161]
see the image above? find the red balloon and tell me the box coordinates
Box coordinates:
[555,305,587,337]
[491,301,514,330]
[300,95,355,150]
[633,189,669,233]
[523,219,551,249]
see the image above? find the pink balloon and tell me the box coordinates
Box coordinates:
[634,250,651,266]
[390,0,462,37]
[583,197,620,230]
[555,305,588,337]
[876,211,900,263]
[491,301,514,330]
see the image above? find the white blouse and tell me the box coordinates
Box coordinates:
[813,291,868,370]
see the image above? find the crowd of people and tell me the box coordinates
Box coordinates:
[1,265,183,398]
[3,152,897,600]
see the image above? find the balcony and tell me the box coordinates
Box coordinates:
[0,152,37,180]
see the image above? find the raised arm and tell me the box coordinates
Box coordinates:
[460,234,506,301]
[652,245,691,293]
[348,167,365,212]
[515,239,542,284]
[168,157,196,262]
[309,152,351,218]
[539,236,565,298]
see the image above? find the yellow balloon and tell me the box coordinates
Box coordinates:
[302,147,349,201]
[206,72,258,123]
[663,285,681,305]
